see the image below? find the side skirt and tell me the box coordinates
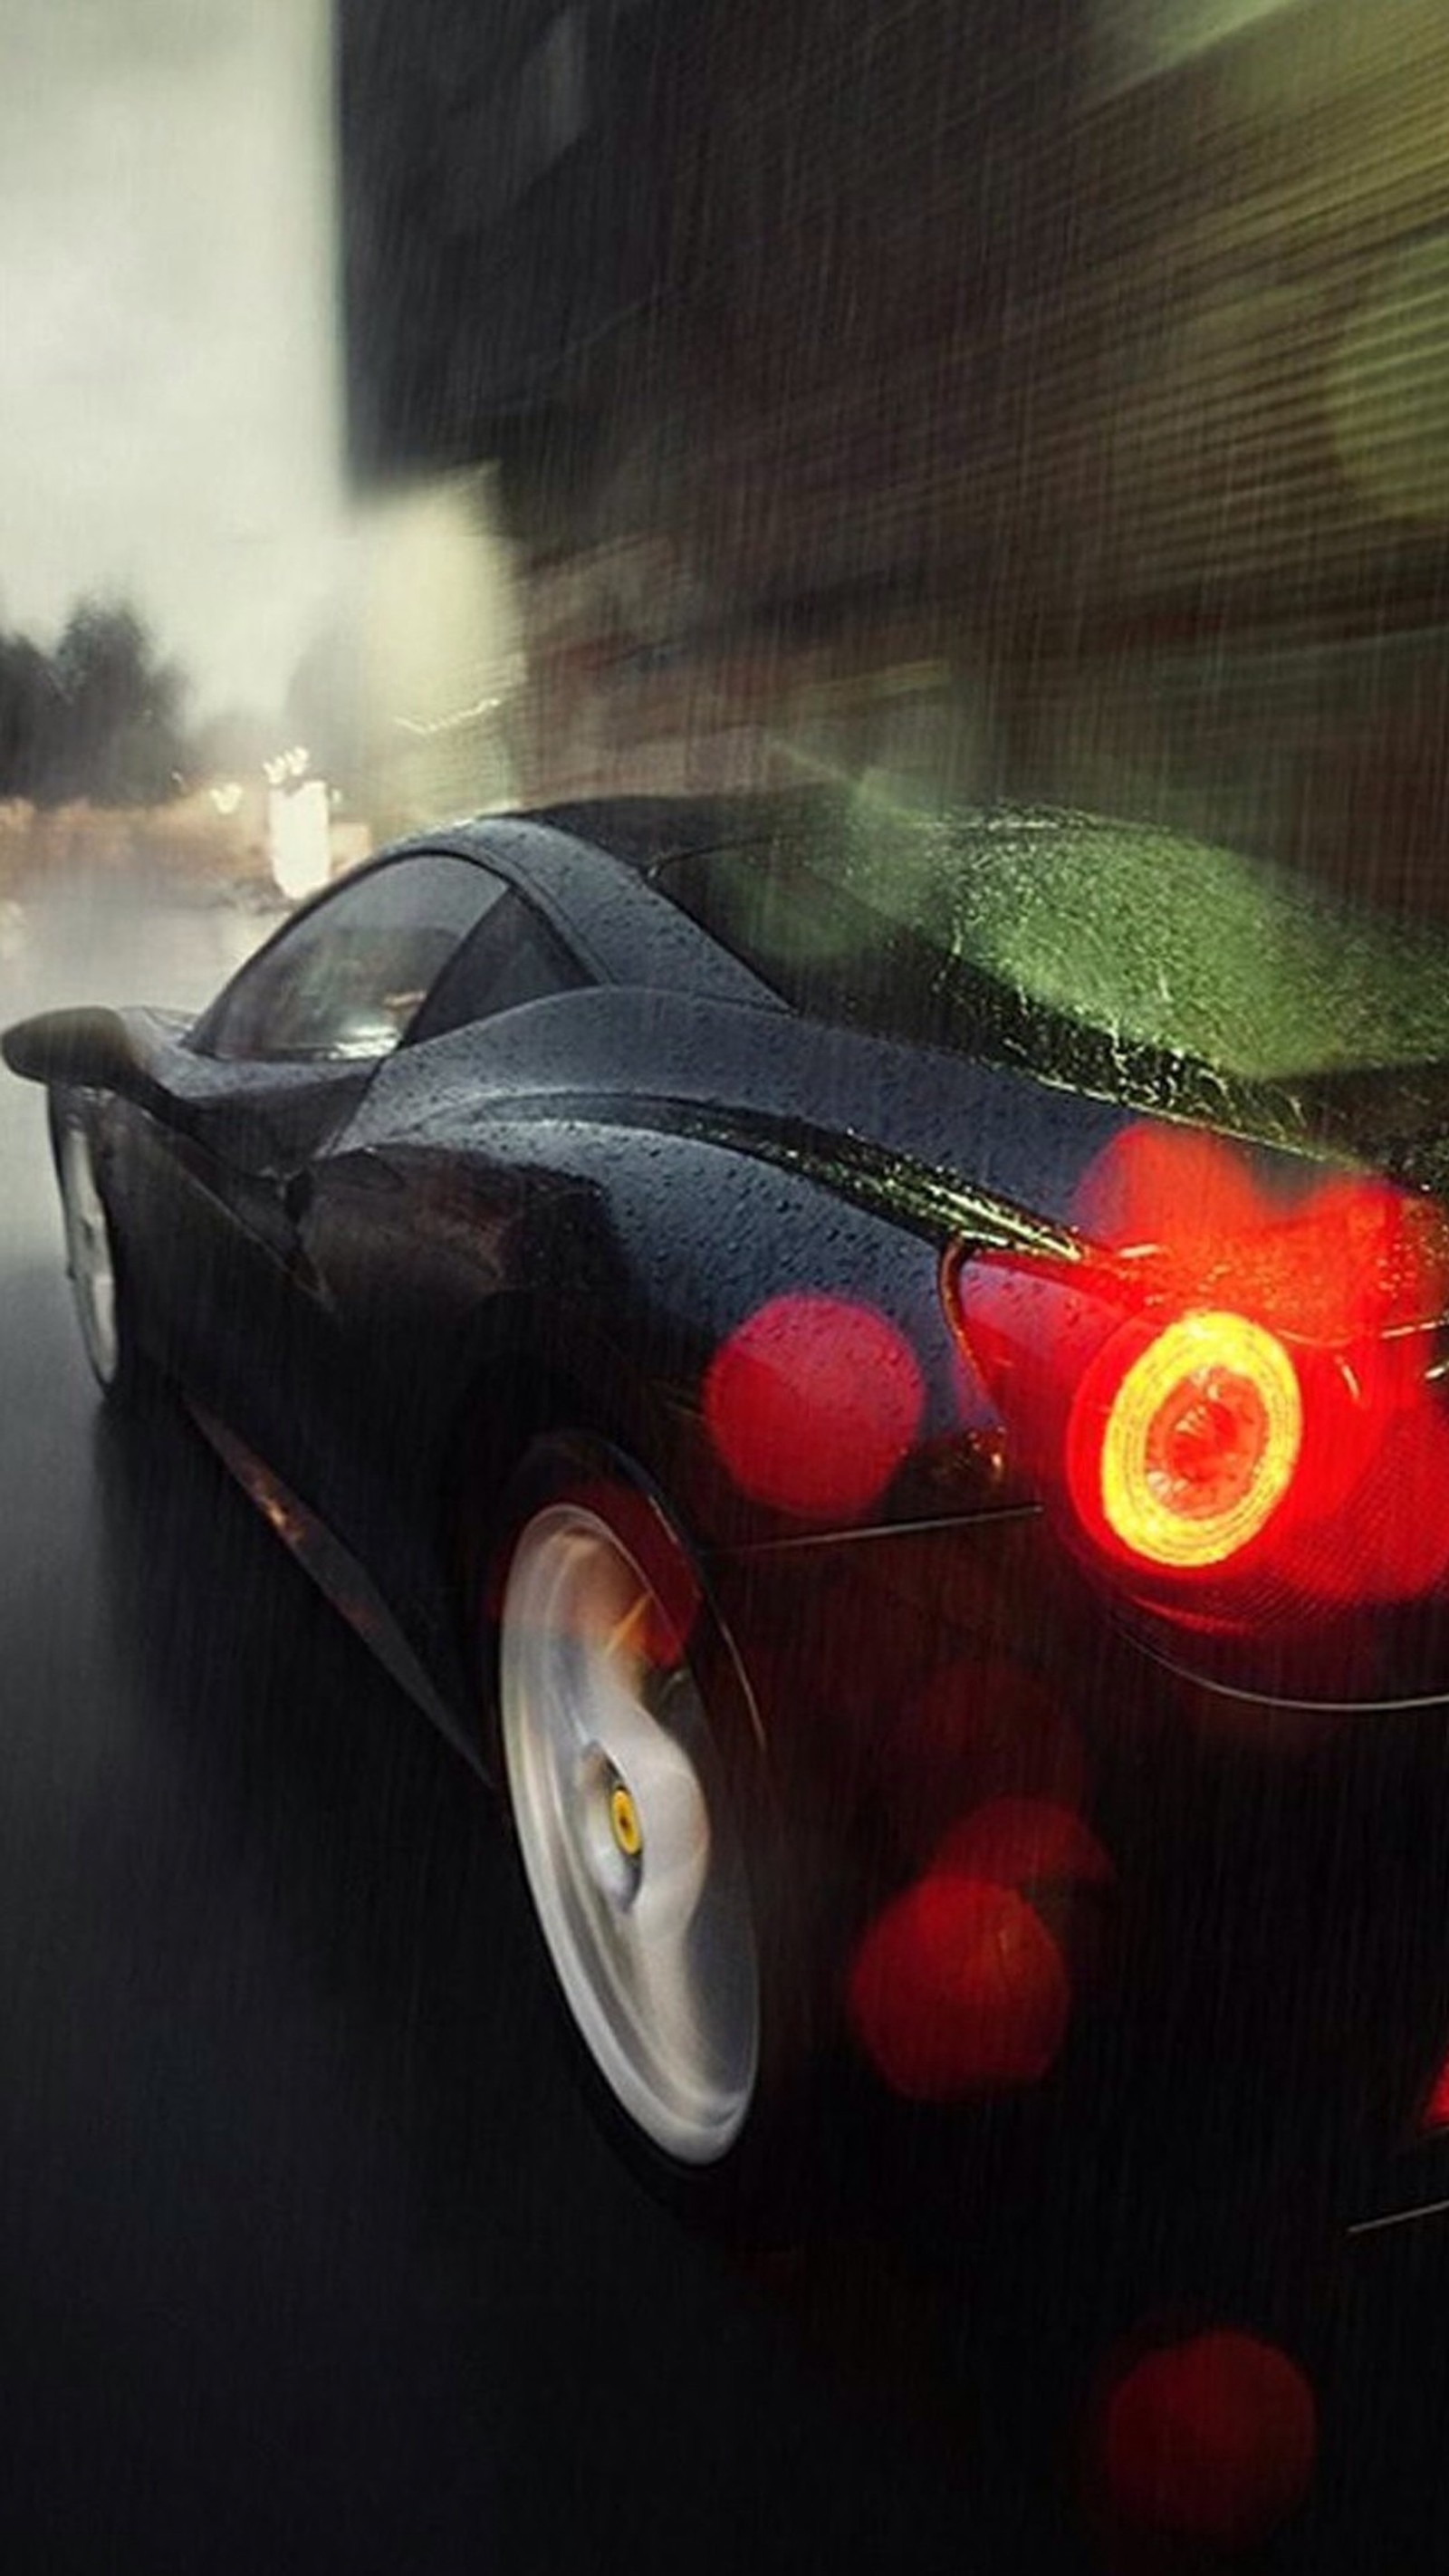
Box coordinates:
[186,1399,482,1773]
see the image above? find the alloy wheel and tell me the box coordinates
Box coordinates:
[498,1498,760,2166]
[58,1122,120,1389]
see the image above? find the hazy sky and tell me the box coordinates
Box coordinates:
[0,0,351,720]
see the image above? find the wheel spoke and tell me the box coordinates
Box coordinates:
[618,1908,713,2092]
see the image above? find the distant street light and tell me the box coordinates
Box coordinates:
[264,754,331,902]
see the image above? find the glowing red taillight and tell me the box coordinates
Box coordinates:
[1070,1309,1302,1571]
[945,1130,1449,1628]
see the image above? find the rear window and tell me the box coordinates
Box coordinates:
[651,801,1449,1083]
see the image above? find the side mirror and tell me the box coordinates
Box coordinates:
[2,1006,165,1109]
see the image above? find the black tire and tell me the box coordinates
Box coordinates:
[49,1097,150,1409]
[482,1431,823,2235]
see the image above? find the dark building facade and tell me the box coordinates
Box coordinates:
[339,0,679,490]
[338,0,1449,903]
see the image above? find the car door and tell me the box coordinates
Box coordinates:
[116,851,513,1505]
[276,880,594,1627]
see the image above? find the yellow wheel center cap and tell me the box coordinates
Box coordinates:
[609,1781,643,1860]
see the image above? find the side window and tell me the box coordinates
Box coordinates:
[197,857,508,1062]
[407,889,587,1042]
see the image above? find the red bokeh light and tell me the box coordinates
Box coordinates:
[1421,2050,1449,2131]
[1071,1127,1267,1265]
[1072,1129,1449,1346]
[704,1293,924,1519]
[936,1795,1112,1891]
[884,1658,1091,1860]
[848,1871,1070,2099]
[1091,2329,1317,2552]
[1224,1176,1449,1345]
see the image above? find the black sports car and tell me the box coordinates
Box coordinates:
[12,788,1449,2540]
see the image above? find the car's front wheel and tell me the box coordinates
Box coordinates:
[53,1107,146,1405]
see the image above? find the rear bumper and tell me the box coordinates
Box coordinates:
[708,1506,1449,2250]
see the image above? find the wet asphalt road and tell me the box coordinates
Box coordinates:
[2,879,1447,2576]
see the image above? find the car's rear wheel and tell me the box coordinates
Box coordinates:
[499,1486,760,2167]
[489,1437,813,2218]
[53,1107,146,1405]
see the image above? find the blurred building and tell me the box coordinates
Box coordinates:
[338,0,1449,907]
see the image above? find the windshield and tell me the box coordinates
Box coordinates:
[654,800,1449,1084]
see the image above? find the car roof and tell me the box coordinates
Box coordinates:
[522,788,838,872]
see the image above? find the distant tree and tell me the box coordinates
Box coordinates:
[47,598,189,804]
[0,593,194,806]
[0,632,64,796]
